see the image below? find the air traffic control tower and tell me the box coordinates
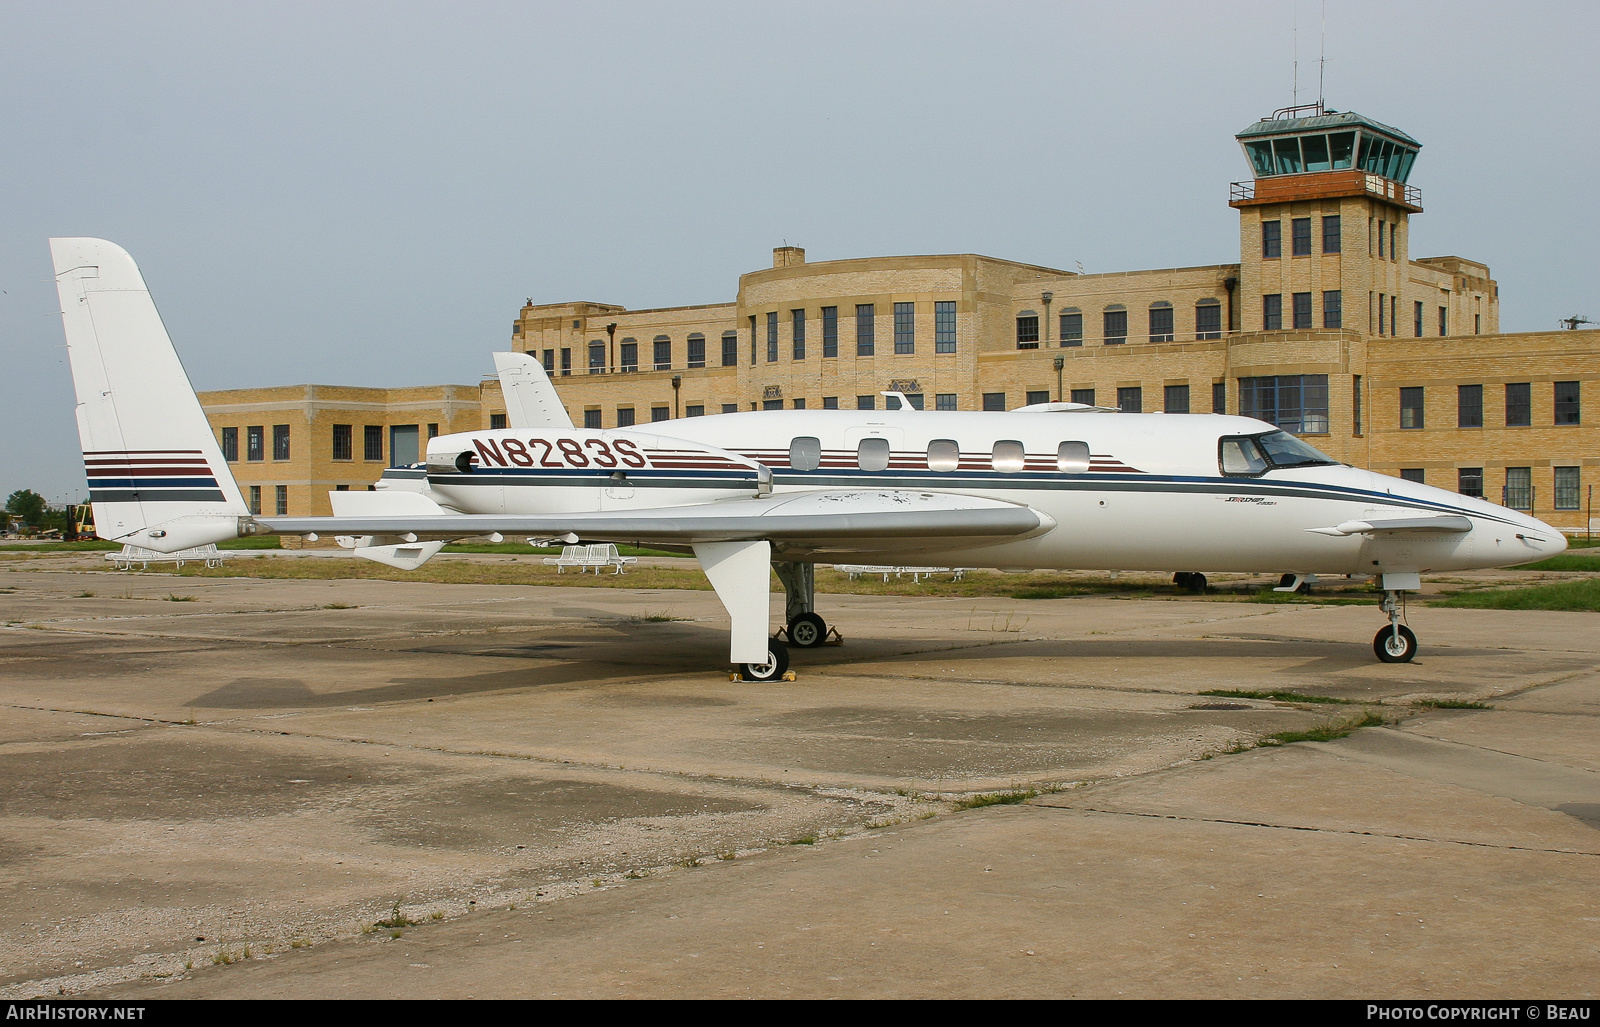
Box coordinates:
[1230,103,1425,337]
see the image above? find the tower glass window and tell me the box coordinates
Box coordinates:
[935,301,957,353]
[1262,294,1282,330]
[1103,309,1127,345]
[1015,314,1039,349]
[1239,375,1329,434]
[1323,290,1342,329]
[1060,310,1084,346]
[1291,218,1312,256]
[1262,221,1282,258]
[856,304,875,356]
[1149,305,1173,342]
[894,302,915,354]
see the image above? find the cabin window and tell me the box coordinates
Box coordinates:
[856,437,890,472]
[1056,441,1090,473]
[927,439,960,472]
[991,440,1025,472]
[789,437,822,472]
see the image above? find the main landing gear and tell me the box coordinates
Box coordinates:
[1172,572,1208,592]
[740,639,791,682]
[774,561,833,649]
[1373,588,1418,663]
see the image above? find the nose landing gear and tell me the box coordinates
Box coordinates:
[1373,589,1418,663]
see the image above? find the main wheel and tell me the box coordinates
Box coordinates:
[1373,624,1418,663]
[787,612,828,648]
[740,639,790,682]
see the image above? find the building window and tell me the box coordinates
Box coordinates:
[894,302,915,354]
[652,406,670,422]
[1399,469,1425,483]
[1353,374,1363,435]
[1212,382,1226,413]
[762,399,783,411]
[588,342,605,374]
[1377,220,1385,258]
[936,393,957,411]
[1414,301,1424,338]
[766,313,779,363]
[1439,306,1448,336]
[1291,217,1312,256]
[654,336,672,371]
[1475,313,1481,335]
[721,332,738,367]
[686,405,704,417]
[1292,292,1312,330]
[1400,387,1425,429]
[1149,305,1173,342]
[1262,220,1281,258]
[822,397,838,410]
[1458,385,1483,428]
[1555,381,1581,425]
[822,306,839,358]
[617,408,635,427]
[1164,384,1190,413]
[935,301,957,353]
[1071,388,1096,406]
[246,426,264,461]
[332,424,352,461]
[722,403,739,413]
[1555,467,1581,510]
[221,427,238,462]
[560,348,571,375]
[793,398,806,410]
[1262,294,1282,331]
[620,340,638,372]
[1506,383,1531,426]
[856,304,875,356]
[982,393,1006,412]
[427,423,438,439]
[1103,308,1127,345]
[1323,290,1342,329]
[1239,375,1330,433]
[584,409,601,429]
[1458,468,1484,498]
[1322,215,1341,253]
[542,349,555,372]
[1026,390,1050,406]
[1117,387,1142,413]
[489,413,508,429]
[856,395,876,411]
[1195,303,1221,340]
[364,425,383,461]
[1060,310,1084,346]
[749,315,757,364]
[275,485,288,516]
[792,310,806,360]
[248,485,261,515]
[687,334,705,368]
[1504,467,1532,510]
[1015,314,1039,349]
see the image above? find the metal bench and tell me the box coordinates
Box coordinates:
[106,544,227,570]
[541,543,638,574]
[832,564,967,582]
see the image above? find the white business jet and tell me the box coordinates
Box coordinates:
[52,238,1566,680]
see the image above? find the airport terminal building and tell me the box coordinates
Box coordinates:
[199,104,1597,531]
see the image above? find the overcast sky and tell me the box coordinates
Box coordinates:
[3,0,1596,504]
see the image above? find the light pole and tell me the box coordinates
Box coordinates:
[1041,291,1053,346]
[671,375,682,419]
[1053,356,1064,403]
[605,323,618,373]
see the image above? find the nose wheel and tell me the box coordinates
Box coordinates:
[1373,590,1418,663]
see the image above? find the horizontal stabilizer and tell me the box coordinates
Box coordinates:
[1306,515,1473,537]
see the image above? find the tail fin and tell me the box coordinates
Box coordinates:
[51,238,249,552]
[492,351,574,429]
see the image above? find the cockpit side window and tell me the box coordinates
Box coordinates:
[1219,435,1270,476]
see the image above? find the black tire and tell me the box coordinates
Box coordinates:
[788,612,827,648]
[740,639,790,682]
[1373,624,1418,663]
[1174,572,1207,593]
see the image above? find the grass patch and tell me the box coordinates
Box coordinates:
[164,594,197,602]
[321,603,358,610]
[1198,689,1353,705]
[1412,698,1493,710]
[1508,553,1600,572]
[951,788,1038,810]
[1262,712,1385,746]
[374,901,416,929]
[1431,578,1600,612]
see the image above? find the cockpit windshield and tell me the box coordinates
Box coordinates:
[1219,431,1339,476]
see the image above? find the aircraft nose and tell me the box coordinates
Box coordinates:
[1520,517,1568,557]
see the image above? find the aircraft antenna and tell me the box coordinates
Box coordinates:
[1292,1,1299,107]
[1318,0,1327,109]
[1559,315,1594,330]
